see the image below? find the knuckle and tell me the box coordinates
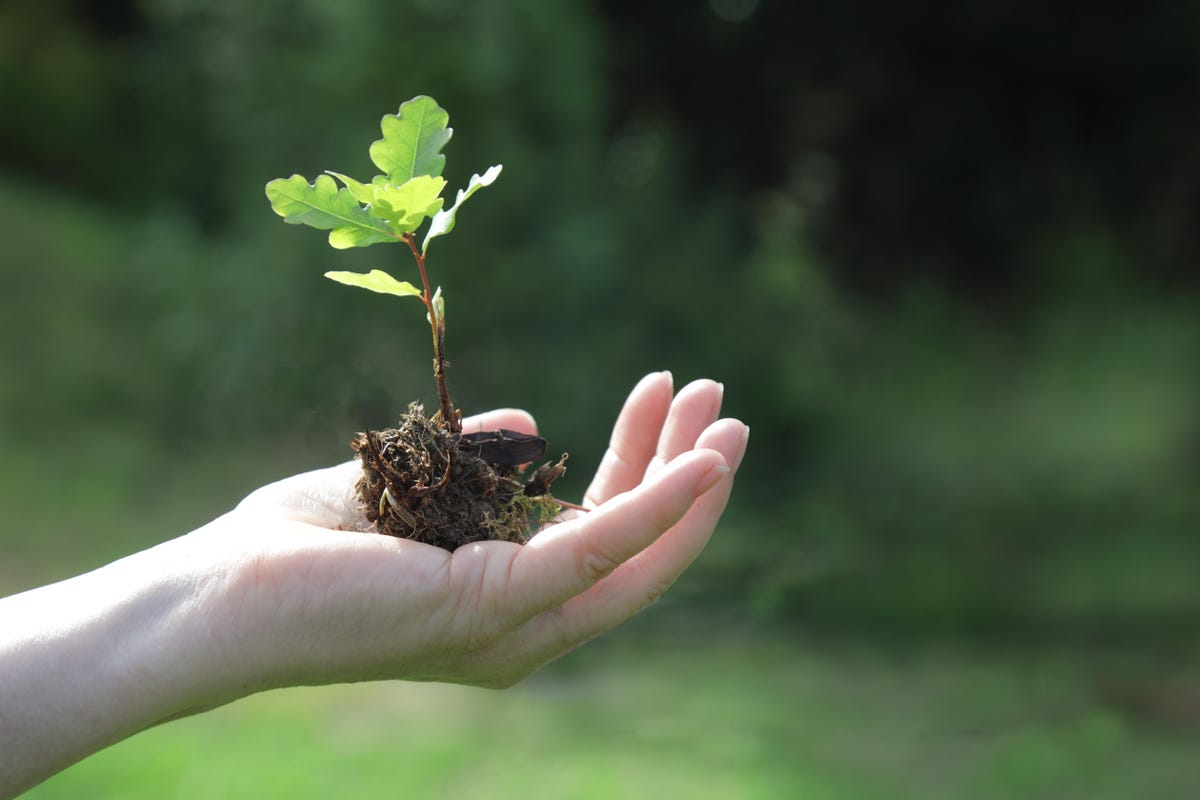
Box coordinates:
[576,545,621,585]
[637,578,674,613]
[619,560,674,615]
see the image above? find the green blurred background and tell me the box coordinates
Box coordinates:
[3,1,1199,796]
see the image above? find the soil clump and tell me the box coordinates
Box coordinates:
[351,403,565,550]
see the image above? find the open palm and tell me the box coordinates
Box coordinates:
[199,372,748,690]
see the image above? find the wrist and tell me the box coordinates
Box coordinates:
[0,534,247,795]
[107,533,261,717]
[70,538,246,727]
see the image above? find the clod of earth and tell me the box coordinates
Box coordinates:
[351,404,566,550]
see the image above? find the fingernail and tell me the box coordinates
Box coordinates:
[735,424,750,470]
[662,370,674,392]
[713,382,725,419]
[695,463,730,496]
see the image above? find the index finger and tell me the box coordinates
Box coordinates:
[497,448,729,629]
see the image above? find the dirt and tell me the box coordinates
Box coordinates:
[350,403,566,550]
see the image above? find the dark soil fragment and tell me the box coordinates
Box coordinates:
[458,429,550,466]
[351,403,566,550]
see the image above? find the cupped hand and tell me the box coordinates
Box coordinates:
[194,372,748,693]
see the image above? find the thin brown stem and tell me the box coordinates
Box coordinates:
[402,233,434,301]
[403,233,459,433]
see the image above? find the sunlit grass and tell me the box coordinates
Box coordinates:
[19,623,1200,800]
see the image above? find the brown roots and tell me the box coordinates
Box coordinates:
[350,403,565,550]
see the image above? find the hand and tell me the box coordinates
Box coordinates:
[0,372,746,795]
[199,372,748,691]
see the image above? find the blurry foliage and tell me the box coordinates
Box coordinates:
[2,0,1199,642]
[23,633,1200,799]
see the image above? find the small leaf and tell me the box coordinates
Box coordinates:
[371,175,447,233]
[427,285,445,327]
[324,269,423,299]
[369,96,452,185]
[422,164,502,254]
[325,171,376,205]
[432,286,445,321]
[266,174,397,249]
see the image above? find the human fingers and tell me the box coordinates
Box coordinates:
[561,419,747,623]
[582,371,674,509]
[497,447,728,630]
[496,419,747,664]
[644,378,724,479]
[460,408,538,436]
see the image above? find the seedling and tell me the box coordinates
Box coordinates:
[266,95,566,549]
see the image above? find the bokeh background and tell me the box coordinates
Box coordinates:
[3,1,1199,796]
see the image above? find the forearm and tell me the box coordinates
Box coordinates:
[0,537,241,797]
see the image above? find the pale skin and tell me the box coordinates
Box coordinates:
[0,373,747,797]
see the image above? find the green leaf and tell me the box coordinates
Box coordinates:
[324,171,377,205]
[324,269,423,299]
[369,96,452,185]
[265,174,397,249]
[422,165,502,254]
[371,175,447,233]
[431,285,445,322]
[426,285,445,331]
[326,171,446,233]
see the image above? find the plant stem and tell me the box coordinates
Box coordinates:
[404,233,460,433]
